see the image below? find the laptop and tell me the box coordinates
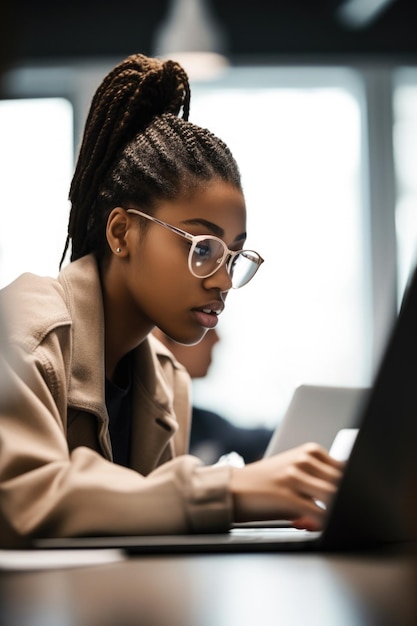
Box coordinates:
[264,384,368,457]
[34,266,417,554]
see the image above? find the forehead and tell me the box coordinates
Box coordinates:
[154,181,247,240]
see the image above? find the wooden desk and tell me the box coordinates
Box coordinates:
[1,549,416,626]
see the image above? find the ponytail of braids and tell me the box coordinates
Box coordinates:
[60,52,241,266]
[61,54,190,265]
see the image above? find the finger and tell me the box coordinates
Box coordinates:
[300,442,346,470]
[290,494,330,530]
[307,460,344,486]
[292,515,323,532]
[287,467,340,506]
[307,473,340,503]
[295,449,345,484]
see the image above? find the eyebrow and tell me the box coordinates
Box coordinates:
[181,218,247,243]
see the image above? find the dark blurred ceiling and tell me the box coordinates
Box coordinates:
[6,0,417,64]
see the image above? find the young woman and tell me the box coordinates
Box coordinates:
[0,53,343,548]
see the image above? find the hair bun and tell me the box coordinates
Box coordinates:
[139,57,190,121]
[102,53,190,132]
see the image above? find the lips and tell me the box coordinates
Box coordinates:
[192,301,224,329]
[196,300,224,315]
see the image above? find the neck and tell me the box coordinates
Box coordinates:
[100,259,153,381]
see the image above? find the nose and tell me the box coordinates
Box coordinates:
[203,261,233,292]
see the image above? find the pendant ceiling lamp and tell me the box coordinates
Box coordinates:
[152,0,229,80]
[336,0,396,28]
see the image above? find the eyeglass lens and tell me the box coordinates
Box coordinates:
[191,239,259,287]
[227,252,260,288]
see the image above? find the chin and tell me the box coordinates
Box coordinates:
[174,329,207,346]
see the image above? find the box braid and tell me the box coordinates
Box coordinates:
[61,53,242,266]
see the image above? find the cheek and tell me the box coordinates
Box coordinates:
[143,230,188,275]
[146,246,189,287]
[128,232,203,339]
[133,241,194,309]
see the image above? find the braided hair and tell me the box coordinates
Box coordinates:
[61,53,242,265]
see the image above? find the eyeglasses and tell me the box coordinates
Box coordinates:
[126,208,264,289]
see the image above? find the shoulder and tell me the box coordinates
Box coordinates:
[0,256,102,352]
[0,271,71,351]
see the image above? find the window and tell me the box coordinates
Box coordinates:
[0,98,73,288]
[190,68,370,427]
[393,69,417,301]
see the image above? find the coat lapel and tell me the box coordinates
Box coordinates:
[59,255,192,472]
[129,337,191,475]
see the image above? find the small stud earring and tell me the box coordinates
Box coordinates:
[116,247,121,253]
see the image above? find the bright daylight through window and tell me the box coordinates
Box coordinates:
[0,98,73,288]
[394,70,417,303]
[190,68,370,427]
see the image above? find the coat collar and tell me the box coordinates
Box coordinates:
[58,255,191,471]
[58,255,107,420]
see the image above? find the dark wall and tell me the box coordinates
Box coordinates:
[7,0,417,64]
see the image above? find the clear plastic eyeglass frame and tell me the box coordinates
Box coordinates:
[126,208,264,288]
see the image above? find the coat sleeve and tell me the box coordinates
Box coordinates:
[0,334,233,549]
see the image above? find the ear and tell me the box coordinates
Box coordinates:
[106,207,131,257]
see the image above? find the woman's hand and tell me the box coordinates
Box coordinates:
[230,442,344,531]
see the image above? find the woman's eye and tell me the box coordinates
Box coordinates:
[194,241,211,259]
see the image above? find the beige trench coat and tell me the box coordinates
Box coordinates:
[0,255,232,548]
